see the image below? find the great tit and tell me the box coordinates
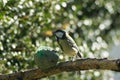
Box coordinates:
[53,29,82,59]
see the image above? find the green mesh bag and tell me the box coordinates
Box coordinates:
[34,46,59,70]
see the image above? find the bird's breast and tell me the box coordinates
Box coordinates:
[59,39,77,57]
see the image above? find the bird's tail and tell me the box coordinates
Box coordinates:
[77,51,82,58]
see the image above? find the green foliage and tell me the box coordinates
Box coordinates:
[0,0,120,80]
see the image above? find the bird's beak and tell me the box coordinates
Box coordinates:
[52,30,56,36]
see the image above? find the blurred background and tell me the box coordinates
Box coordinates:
[0,0,120,80]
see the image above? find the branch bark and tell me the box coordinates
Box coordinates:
[0,58,120,80]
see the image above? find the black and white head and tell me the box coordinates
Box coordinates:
[53,30,66,39]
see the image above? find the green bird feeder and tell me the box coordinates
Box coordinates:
[34,46,59,70]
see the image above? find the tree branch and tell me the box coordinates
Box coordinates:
[0,58,120,80]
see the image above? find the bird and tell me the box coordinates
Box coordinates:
[53,29,82,60]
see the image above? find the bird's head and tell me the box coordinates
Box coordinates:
[53,29,66,39]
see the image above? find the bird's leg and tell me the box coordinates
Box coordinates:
[69,57,75,61]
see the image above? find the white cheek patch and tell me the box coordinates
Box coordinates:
[56,32,63,38]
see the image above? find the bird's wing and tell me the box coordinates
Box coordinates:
[66,34,82,58]
[66,34,78,49]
